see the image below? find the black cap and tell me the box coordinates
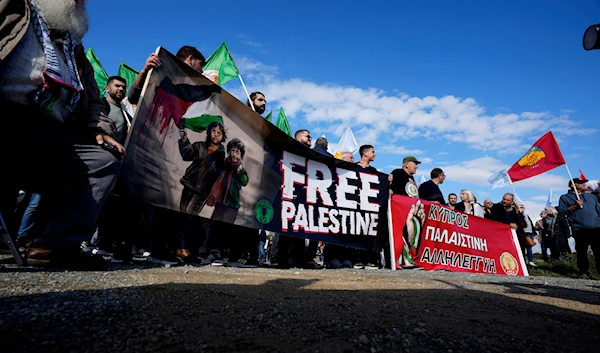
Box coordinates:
[569,178,588,186]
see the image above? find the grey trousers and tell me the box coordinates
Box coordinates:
[0,118,122,250]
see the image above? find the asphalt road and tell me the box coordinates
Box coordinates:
[1,261,599,353]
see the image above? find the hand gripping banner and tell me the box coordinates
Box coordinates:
[389,195,528,276]
[119,48,389,250]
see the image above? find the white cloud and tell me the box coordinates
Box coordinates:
[379,145,425,155]
[530,195,549,201]
[255,76,594,154]
[234,57,594,171]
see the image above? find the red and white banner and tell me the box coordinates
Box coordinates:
[389,195,528,276]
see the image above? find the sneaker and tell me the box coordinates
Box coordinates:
[80,241,94,254]
[227,260,257,268]
[354,262,365,269]
[92,248,114,257]
[528,261,537,267]
[146,250,179,266]
[327,259,342,269]
[132,246,151,257]
[206,249,227,265]
[364,263,379,270]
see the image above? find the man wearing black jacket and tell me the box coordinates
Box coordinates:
[490,193,519,229]
[418,168,446,204]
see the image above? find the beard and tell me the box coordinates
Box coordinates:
[35,0,90,39]
[255,104,266,114]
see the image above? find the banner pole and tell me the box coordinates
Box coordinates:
[387,196,397,270]
[238,74,255,112]
[564,163,581,201]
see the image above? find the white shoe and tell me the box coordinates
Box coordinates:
[92,249,114,257]
[528,261,537,267]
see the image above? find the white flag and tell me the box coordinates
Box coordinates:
[418,174,427,186]
[514,192,525,206]
[329,127,359,159]
[488,169,513,189]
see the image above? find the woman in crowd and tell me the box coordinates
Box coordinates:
[454,189,484,217]
[542,206,571,262]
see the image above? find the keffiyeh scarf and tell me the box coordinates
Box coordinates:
[30,0,83,113]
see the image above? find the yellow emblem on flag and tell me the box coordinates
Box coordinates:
[517,146,546,168]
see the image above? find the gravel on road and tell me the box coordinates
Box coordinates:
[1,261,599,353]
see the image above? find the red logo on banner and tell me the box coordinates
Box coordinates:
[499,252,519,276]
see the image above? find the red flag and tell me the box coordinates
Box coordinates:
[579,169,587,180]
[507,131,565,182]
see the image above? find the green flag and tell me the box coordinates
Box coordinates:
[180,115,223,133]
[202,42,239,86]
[264,110,273,123]
[276,108,292,136]
[117,63,139,93]
[85,47,108,97]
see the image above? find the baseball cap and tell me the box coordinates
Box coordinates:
[569,178,588,186]
[403,156,421,164]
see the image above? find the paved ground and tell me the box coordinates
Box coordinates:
[1,260,599,353]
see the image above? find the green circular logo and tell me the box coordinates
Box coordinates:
[254,199,274,225]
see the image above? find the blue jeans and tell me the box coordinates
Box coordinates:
[258,241,266,261]
[18,193,42,238]
[526,233,535,262]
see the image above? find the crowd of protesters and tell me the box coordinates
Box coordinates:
[1,0,599,279]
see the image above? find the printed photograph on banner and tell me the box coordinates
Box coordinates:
[389,195,527,276]
[119,48,390,250]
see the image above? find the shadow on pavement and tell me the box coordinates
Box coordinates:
[1,277,599,352]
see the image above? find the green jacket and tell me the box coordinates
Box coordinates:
[223,168,248,209]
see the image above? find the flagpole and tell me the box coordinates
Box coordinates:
[564,163,581,201]
[511,184,519,204]
[238,74,255,112]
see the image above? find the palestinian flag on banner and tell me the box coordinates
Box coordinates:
[85,47,108,97]
[144,77,222,145]
[180,102,223,133]
[276,107,292,136]
[202,42,239,86]
[118,63,139,93]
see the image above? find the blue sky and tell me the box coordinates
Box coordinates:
[85,0,599,219]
